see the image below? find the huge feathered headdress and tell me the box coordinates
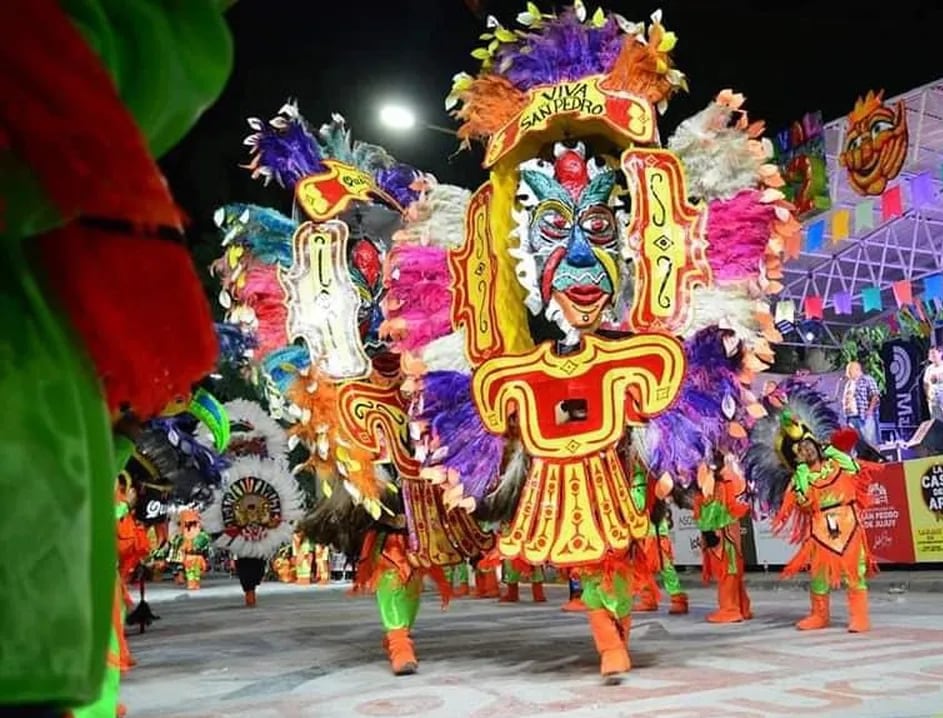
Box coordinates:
[744,379,844,511]
[448,4,686,146]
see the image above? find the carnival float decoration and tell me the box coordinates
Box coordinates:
[839,89,909,196]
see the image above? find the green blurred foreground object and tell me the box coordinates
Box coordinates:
[0,0,233,713]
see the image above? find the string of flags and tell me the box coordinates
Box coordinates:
[784,170,938,259]
[775,167,943,334]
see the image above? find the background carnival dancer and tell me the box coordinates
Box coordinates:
[692,455,753,623]
[747,380,876,633]
[437,1,796,684]
[199,399,303,607]
[498,560,547,604]
[627,453,686,615]
[632,499,688,616]
[0,1,232,715]
[211,102,481,676]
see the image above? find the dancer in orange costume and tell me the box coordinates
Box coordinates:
[693,458,753,623]
[746,380,876,633]
[498,560,547,603]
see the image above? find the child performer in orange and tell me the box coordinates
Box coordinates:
[693,456,753,623]
[746,380,876,632]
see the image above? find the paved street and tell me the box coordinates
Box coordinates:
[123,577,943,718]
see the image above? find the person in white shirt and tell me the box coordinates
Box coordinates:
[924,346,943,421]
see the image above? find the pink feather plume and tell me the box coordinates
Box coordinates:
[382,244,453,353]
[706,189,776,281]
[240,266,288,359]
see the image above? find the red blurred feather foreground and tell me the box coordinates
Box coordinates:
[0,0,217,418]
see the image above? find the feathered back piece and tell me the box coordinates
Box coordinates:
[243,101,422,208]
[382,180,471,359]
[449,4,686,144]
[667,90,800,372]
[744,379,841,512]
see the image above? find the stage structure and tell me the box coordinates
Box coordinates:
[778,79,943,349]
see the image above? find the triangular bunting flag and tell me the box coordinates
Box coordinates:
[861,286,882,313]
[831,209,850,243]
[924,273,943,300]
[892,279,913,307]
[775,299,796,324]
[804,295,824,319]
[855,199,874,232]
[911,172,936,207]
[882,185,903,221]
[833,291,853,315]
[805,220,825,252]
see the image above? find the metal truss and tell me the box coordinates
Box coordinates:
[776,80,943,349]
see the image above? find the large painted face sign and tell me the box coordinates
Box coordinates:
[839,89,908,196]
[512,142,624,341]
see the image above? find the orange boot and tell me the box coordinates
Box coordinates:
[633,584,659,612]
[245,590,257,607]
[587,609,631,684]
[796,592,830,630]
[562,595,587,612]
[454,581,470,597]
[531,581,547,603]
[668,593,689,615]
[385,627,418,676]
[706,574,744,623]
[738,577,753,620]
[500,582,520,603]
[479,570,500,598]
[847,588,870,633]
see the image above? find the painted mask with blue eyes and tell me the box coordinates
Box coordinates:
[511,142,627,341]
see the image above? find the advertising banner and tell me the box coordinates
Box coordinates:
[903,456,943,562]
[859,462,916,563]
[669,506,703,567]
[751,512,796,567]
[880,339,927,430]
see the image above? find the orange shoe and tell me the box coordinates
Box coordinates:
[668,593,689,615]
[245,590,257,607]
[587,609,631,684]
[499,583,520,603]
[116,703,127,717]
[738,579,753,620]
[454,582,470,598]
[847,588,870,633]
[562,596,587,612]
[531,581,547,603]
[186,579,200,590]
[385,628,418,676]
[796,593,830,630]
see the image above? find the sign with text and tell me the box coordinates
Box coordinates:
[904,457,943,562]
[860,462,916,563]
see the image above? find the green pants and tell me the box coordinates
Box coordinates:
[580,571,632,618]
[376,569,422,631]
[810,549,868,595]
[72,621,120,718]
[503,561,544,584]
[447,563,469,585]
[660,561,683,596]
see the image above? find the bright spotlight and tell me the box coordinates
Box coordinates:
[379,104,417,131]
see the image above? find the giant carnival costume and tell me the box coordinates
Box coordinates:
[746,379,876,632]
[211,105,488,676]
[435,2,797,680]
[212,1,800,684]
[0,1,232,716]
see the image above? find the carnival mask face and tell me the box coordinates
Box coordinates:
[234,493,272,530]
[512,143,624,340]
[839,90,908,196]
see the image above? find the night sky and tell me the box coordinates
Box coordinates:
[161,0,943,251]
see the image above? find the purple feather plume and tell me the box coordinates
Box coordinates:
[643,327,748,482]
[375,163,422,209]
[419,371,505,502]
[495,11,623,90]
[215,322,257,364]
[246,104,325,189]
